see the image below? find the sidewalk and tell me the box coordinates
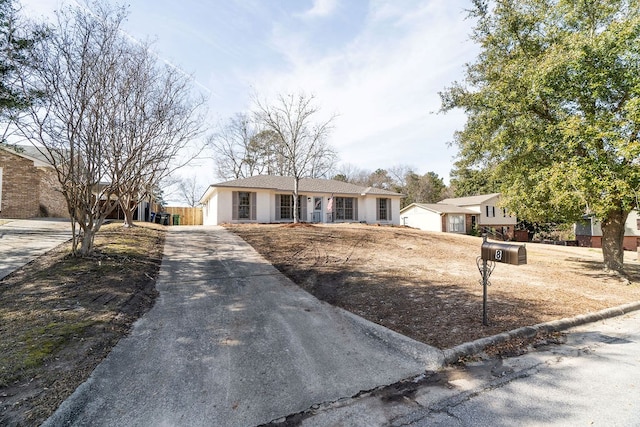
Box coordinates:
[0,219,72,280]
[43,226,443,426]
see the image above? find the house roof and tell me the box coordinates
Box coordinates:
[438,193,500,206]
[208,175,403,197]
[400,203,478,215]
[0,144,53,168]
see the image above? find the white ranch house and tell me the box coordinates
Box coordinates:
[199,176,403,226]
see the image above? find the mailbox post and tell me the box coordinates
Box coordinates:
[478,235,527,326]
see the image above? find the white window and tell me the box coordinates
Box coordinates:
[275,194,306,220]
[232,191,256,220]
[279,194,293,219]
[335,197,357,221]
[376,198,391,221]
[448,214,465,233]
[485,205,495,217]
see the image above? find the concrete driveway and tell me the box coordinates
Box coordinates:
[44,226,443,427]
[0,218,72,280]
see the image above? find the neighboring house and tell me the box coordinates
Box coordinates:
[400,203,478,234]
[0,145,68,219]
[199,175,403,226]
[575,211,640,251]
[400,193,518,239]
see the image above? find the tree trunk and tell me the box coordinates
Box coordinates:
[120,196,136,227]
[79,231,93,256]
[123,206,135,227]
[293,177,299,223]
[600,208,629,275]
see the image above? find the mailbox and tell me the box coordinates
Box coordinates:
[481,241,527,265]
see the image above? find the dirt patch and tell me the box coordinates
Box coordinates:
[227,223,640,349]
[0,222,165,427]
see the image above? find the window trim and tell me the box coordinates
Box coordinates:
[334,196,358,221]
[448,214,465,233]
[275,194,307,221]
[376,198,391,221]
[232,191,256,221]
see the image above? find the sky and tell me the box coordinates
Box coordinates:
[18,0,479,197]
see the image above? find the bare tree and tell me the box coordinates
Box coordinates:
[208,113,262,179]
[17,1,205,253]
[176,175,204,207]
[388,164,413,189]
[208,114,291,180]
[253,92,337,222]
[110,38,206,227]
[333,163,371,186]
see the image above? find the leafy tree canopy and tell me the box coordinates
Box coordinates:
[0,0,43,121]
[441,0,640,274]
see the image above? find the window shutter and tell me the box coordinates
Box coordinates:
[275,195,281,220]
[376,199,380,221]
[299,195,307,221]
[354,198,358,220]
[232,192,239,220]
[387,199,391,221]
[250,192,257,220]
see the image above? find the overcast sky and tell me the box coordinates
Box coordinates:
[19,0,479,190]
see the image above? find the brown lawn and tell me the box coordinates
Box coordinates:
[227,223,640,349]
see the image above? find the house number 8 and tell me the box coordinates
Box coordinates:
[495,250,503,261]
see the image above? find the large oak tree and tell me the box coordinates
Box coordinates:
[441,0,640,276]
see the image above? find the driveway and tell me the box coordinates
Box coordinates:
[44,226,443,427]
[0,219,72,280]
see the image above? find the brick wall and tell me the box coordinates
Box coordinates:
[0,149,68,219]
[465,214,474,234]
[38,168,68,217]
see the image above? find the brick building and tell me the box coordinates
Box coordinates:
[0,145,68,219]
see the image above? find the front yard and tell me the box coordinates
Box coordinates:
[0,223,165,426]
[227,223,640,349]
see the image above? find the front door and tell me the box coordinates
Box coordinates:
[313,197,322,222]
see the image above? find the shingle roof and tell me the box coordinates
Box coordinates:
[212,175,402,196]
[401,203,478,215]
[438,193,500,206]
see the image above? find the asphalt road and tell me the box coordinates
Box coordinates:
[43,225,443,427]
[0,219,72,280]
[298,309,640,426]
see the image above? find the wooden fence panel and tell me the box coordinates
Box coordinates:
[163,207,203,225]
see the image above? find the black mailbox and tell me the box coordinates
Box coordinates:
[481,241,527,265]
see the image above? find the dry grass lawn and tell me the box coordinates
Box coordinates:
[0,223,165,427]
[227,223,640,349]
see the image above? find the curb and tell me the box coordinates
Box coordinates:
[442,300,640,365]
[339,307,445,371]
